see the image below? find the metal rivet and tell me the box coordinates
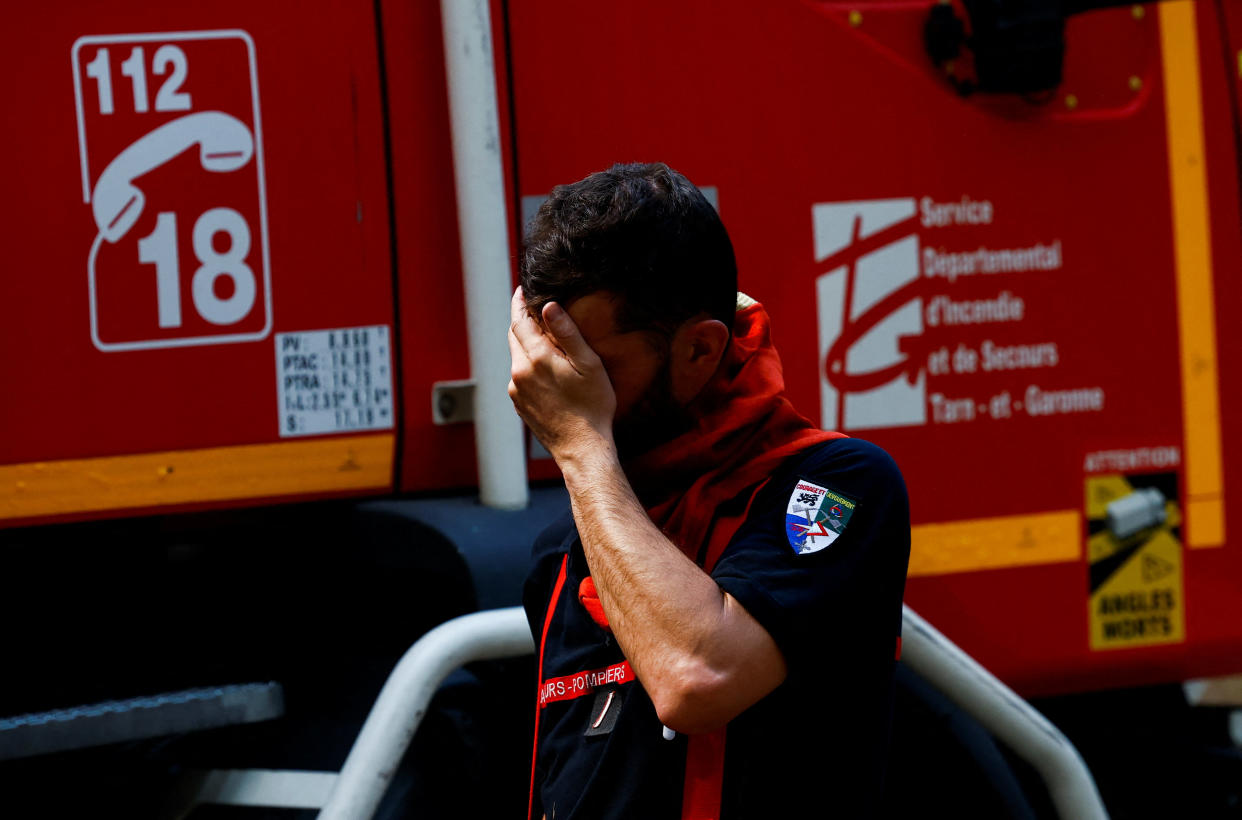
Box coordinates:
[945,60,956,76]
[1131,4,1144,19]
[1129,75,1142,91]
[848,10,863,27]
[1065,94,1079,110]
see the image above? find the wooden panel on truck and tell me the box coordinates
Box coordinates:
[1,1,397,526]
[505,0,1242,694]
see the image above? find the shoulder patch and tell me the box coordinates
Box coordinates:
[785,479,857,555]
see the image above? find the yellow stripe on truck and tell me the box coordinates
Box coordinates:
[909,509,1081,577]
[1160,0,1226,547]
[0,434,394,522]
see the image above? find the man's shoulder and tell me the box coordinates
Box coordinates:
[771,436,905,497]
[738,435,910,546]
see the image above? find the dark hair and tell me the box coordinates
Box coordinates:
[520,162,738,336]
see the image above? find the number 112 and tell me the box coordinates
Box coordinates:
[85,45,192,115]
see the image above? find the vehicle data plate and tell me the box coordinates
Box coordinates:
[275,326,394,437]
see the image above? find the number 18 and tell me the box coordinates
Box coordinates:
[138,207,257,327]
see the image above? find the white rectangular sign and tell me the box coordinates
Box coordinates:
[276,325,394,437]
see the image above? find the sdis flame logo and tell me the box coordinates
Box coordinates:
[813,199,926,431]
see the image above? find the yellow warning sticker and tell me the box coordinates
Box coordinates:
[1086,472,1185,650]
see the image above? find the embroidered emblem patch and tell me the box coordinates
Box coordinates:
[785,480,856,555]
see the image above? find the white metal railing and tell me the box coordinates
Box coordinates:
[900,608,1108,819]
[176,604,1108,819]
[168,608,533,820]
[315,605,1106,819]
[317,607,534,819]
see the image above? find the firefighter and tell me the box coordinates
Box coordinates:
[508,162,910,818]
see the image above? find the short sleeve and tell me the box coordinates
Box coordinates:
[710,438,910,679]
[522,508,578,645]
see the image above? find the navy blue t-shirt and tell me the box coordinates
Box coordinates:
[522,437,910,819]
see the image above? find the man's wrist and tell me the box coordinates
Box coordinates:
[555,431,622,485]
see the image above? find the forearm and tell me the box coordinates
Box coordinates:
[560,439,785,732]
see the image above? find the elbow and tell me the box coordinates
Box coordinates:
[649,663,734,735]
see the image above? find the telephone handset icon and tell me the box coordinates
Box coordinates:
[91,111,254,243]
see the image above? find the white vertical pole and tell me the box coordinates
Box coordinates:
[440,0,528,510]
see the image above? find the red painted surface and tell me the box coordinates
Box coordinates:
[1190,0,1242,689]
[2,0,1239,694]
[1,2,395,464]
[504,0,1242,694]
[382,0,532,495]
[379,0,476,495]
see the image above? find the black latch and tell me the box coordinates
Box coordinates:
[925,0,1139,96]
[925,3,967,65]
[968,0,1067,93]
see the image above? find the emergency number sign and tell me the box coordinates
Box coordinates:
[72,30,271,351]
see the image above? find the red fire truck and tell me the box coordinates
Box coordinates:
[2,0,1240,816]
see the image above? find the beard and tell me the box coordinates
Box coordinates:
[612,357,694,463]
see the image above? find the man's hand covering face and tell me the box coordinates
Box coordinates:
[508,287,618,462]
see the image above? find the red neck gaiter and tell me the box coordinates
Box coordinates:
[623,299,846,564]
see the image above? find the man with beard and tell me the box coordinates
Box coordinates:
[509,163,910,819]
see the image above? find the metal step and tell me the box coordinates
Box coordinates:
[0,682,284,760]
